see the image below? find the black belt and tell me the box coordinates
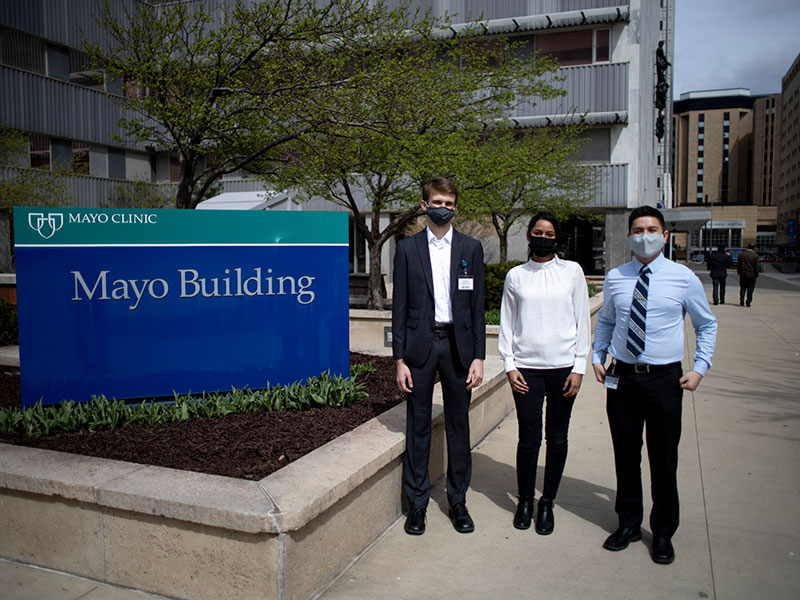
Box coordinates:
[431,323,453,333]
[611,359,681,375]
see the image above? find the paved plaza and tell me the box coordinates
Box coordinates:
[3,265,800,600]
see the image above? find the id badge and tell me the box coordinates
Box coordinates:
[458,276,474,291]
[604,375,619,390]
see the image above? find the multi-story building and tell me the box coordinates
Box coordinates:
[672,89,779,255]
[778,51,800,248]
[1,0,672,275]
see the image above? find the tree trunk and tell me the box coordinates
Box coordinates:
[366,209,385,310]
[498,233,508,263]
[366,241,385,310]
[175,154,196,209]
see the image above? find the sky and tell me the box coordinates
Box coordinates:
[673,0,800,98]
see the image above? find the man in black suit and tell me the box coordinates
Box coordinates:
[707,244,732,305]
[392,177,486,535]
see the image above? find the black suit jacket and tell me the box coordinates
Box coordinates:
[392,228,486,369]
[707,251,731,278]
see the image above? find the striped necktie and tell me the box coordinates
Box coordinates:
[626,265,651,359]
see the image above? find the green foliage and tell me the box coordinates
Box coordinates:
[0,125,73,215]
[87,0,407,208]
[587,281,598,298]
[275,14,566,308]
[484,262,523,311]
[0,299,17,345]
[0,363,374,437]
[103,180,174,209]
[455,124,598,262]
[485,308,500,326]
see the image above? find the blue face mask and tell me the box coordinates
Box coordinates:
[426,204,455,226]
[629,232,665,258]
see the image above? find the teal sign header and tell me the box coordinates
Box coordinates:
[17,207,347,246]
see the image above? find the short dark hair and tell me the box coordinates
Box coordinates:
[717,244,726,252]
[422,177,458,204]
[747,242,756,250]
[628,205,665,232]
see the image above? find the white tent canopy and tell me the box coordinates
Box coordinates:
[196,190,296,211]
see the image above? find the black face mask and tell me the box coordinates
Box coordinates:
[529,236,557,257]
[425,204,455,226]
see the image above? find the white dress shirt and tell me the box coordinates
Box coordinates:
[498,256,591,374]
[427,226,453,324]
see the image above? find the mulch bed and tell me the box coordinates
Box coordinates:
[0,352,404,480]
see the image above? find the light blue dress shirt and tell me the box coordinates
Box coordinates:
[591,254,717,375]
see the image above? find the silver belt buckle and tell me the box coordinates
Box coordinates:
[634,363,650,374]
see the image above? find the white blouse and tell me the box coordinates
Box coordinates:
[498,256,591,374]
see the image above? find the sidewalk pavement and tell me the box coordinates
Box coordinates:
[318,278,800,600]
[3,275,800,599]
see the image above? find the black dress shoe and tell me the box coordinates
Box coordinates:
[602,526,642,551]
[448,502,475,533]
[652,536,675,564]
[513,496,534,530]
[404,507,426,535]
[534,498,554,535]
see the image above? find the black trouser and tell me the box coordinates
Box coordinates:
[606,362,683,539]
[513,367,575,500]
[711,276,726,304]
[739,276,757,306]
[404,328,471,509]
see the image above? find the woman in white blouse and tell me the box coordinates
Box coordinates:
[498,212,591,534]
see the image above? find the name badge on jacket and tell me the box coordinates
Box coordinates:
[458,276,474,291]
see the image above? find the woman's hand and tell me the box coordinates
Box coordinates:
[506,370,529,394]
[562,373,583,397]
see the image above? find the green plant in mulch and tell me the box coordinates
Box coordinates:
[0,362,377,438]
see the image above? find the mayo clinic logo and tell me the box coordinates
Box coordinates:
[28,212,64,239]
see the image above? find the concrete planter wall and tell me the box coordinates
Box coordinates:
[1,297,602,599]
[0,357,512,600]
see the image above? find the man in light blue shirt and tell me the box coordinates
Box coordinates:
[592,206,717,565]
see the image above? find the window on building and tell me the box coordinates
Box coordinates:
[724,112,730,120]
[698,113,705,122]
[29,134,50,169]
[698,133,704,140]
[108,149,126,179]
[46,44,70,80]
[1,27,46,74]
[72,141,90,174]
[594,28,610,62]
[697,172,703,181]
[69,50,104,90]
[50,138,72,169]
[535,29,609,67]
[698,145,704,152]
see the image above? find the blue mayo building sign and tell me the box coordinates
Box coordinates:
[14,208,349,406]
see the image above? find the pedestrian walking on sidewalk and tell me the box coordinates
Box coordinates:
[392,177,486,536]
[737,242,760,307]
[498,213,591,535]
[591,206,717,565]
[707,244,732,305]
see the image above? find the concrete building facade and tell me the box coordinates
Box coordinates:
[778,51,800,248]
[672,89,779,255]
[1,0,672,275]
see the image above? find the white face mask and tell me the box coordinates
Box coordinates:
[629,232,665,258]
